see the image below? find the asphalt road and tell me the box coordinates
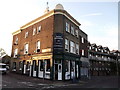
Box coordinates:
[1,72,120,90]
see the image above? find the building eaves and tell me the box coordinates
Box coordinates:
[20,9,81,30]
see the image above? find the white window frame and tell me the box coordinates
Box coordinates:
[82,37,84,43]
[37,26,41,34]
[25,32,28,38]
[24,43,29,54]
[70,41,75,54]
[15,37,18,44]
[14,48,18,58]
[33,28,36,35]
[76,44,79,55]
[71,26,75,35]
[36,41,40,53]
[75,30,78,37]
[66,22,70,32]
[65,39,69,52]
[82,50,84,56]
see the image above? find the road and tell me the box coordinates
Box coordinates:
[1,72,120,90]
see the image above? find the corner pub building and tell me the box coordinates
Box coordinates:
[11,4,88,81]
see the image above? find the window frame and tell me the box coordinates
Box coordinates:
[81,37,84,43]
[24,43,29,54]
[75,29,79,37]
[82,50,84,56]
[14,48,18,58]
[66,22,70,33]
[37,25,41,34]
[15,37,18,44]
[76,44,79,55]
[33,28,36,35]
[36,41,40,53]
[71,26,75,35]
[25,32,28,38]
[70,41,75,54]
[65,39,69,52]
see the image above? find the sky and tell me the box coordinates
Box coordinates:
[0,0,119,55]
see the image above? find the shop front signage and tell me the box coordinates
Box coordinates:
[53,33,63,54]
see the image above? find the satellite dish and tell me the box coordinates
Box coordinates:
[55,4,64,10]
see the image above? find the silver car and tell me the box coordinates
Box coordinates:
[0,63,7,74]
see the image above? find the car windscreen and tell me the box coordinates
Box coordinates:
[2,65,6,68]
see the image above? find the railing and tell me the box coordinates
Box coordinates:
[89,56,116,61]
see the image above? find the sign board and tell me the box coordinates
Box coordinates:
[53,33,64,53]
[42,48,51,53]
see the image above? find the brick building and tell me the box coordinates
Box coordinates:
[88,42,120,76]
[11,4,89,81]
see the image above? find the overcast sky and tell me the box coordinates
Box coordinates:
[0,0,119,55]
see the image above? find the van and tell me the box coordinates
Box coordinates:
[0,63,7,74]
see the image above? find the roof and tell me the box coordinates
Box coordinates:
[103,47,109,51]
[97,45,103,49]
[20,9,81,29]
[13,9,81,36]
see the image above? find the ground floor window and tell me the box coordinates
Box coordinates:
[13,62,16,69]
[71,61,75,71]
[33,60,36,71]
[26,61,31,70]
[45,59,50,72]
[81,67,88,76]
[65,60,70,72]
[40,60,44,71]
[19,61,23,70]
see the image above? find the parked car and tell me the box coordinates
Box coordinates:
[0,63,7,74]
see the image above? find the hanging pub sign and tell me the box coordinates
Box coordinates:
[53,33,64,54]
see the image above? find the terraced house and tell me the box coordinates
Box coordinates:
[11,4,89,81]
[88,43,120,76]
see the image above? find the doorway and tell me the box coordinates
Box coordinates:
[55,64,62,80]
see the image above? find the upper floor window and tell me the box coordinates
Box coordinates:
[25,32,28,38]
[89,46,91,50]
[24,43,29,54]
[15,37,18,44]
[71,26,75,35]
[81,37,84,43]
[65,39,69,52]
[95,48,97,51]
[76,44,79,55]
[66,22,70,32]
[70,41,75,54]
[98,48,101,51]
[82,50,84,56]
[33,28,36,35]
[14,48,18,58]
[75,30,79,37]
[37,26,41,34]
[36,41,40,53]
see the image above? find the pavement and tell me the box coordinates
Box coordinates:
[1,72,120,90]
